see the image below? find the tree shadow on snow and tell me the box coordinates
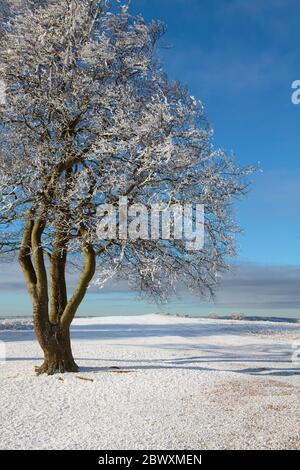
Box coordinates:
[2,321,300,377]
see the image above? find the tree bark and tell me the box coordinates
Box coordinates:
[49,233,68,324]
[19,216,95,375]
[35,321,78,375]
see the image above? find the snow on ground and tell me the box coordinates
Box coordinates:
[0,314,300,450]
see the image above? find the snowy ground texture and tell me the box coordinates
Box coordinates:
[0,314,300,450]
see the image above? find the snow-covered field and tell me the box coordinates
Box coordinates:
[0,314,300,450]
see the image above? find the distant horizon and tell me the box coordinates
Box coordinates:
[1,260,300,319]
[1,288,299,321]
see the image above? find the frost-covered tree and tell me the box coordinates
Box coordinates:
[0,0,252,374]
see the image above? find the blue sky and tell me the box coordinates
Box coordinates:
[1,0,300,318]
[131,0,300,266]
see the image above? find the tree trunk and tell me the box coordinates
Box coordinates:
[49,233,68,324]
[19,215,96,375]
[35,321,78,375]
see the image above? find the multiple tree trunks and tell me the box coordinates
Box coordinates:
[18,216,96,376]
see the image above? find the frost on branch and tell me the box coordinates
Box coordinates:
[0,0,253,303]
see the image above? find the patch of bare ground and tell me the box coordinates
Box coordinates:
[210,378,296,403]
